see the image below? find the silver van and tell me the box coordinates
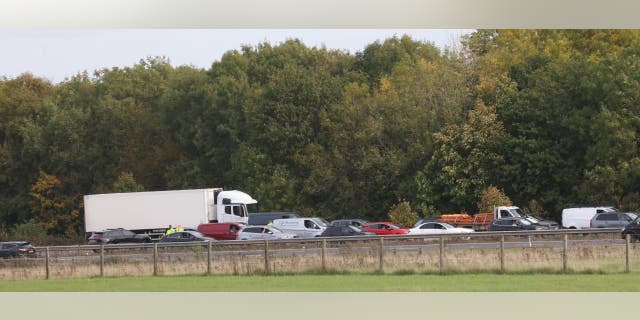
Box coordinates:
[271,218,328,238]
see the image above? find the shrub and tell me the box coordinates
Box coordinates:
[11,219,48,239]
[388,201,419,228]
[477,186,512,213]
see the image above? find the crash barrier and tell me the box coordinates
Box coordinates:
[0,228,635,280]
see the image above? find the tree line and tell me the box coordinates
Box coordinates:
[3,30,640,238]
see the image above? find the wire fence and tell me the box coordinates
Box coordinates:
[0,229,634,280]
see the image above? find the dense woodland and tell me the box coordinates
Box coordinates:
[3,30,640,238]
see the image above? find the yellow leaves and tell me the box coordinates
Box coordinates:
[379,75,392,93]
[29,170,81,236]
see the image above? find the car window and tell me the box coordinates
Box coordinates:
[304,220,319,229]
[167,233,181,239]
[244,227,260,233]
[368,224,380,229]
[107,230,122,237]
[598,213,617,221]
[420,223,434,229]
[122,230,135,236]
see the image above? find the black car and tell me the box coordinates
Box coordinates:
[622,216,640,241]
[160,231,216,243]
[523,215,560,230]
[320,225,375,237]
[0,241,36,258]
[88,229,152,244]
[489,217,543,231]
[330,219,368,228]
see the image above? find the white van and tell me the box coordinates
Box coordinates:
[562,207,618,229]
[271,218,328,238]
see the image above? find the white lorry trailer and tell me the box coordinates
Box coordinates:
[84,188,258,239]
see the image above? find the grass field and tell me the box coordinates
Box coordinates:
[2,273,640,291]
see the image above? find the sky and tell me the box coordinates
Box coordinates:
[0,29,474,83]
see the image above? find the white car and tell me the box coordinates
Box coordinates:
[408,222,475,235]
[237,225,298,240]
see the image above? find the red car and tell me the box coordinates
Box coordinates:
[362,222,409,235]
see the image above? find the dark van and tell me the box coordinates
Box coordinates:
[248,212,300,226]
[197,223,243,240]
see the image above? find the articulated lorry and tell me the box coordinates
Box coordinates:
[84,188,258,239]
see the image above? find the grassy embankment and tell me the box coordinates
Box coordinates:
[2,273,640,291]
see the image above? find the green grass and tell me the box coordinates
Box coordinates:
[2,272,640,291]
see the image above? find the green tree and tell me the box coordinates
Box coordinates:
[416,102,505,214]
[112,172,145,193]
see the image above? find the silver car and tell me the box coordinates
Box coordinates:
[590,212,637,228]
[237,225,298,240]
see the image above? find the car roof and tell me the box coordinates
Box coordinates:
[0,241,30,245]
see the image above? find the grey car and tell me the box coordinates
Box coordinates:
[237,225,298,240]
[590,212,637,228]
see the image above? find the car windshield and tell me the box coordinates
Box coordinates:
[510,208,525,217]
[624,213,638,221]
[314,218,329,227]
[246,203,259,214]
[519,219,532,225]
[604,207,619,212]
[525,215,540,223]
[268,226,284,233]
[348,225,362,232]
[188,231,206,238]
[387,224,400,229]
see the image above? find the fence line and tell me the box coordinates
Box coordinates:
[0,228,632,280]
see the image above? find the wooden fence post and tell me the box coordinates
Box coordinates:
[439,236,445,274]
[562,234,568,273]
[322,239,327,273]
[207,241,212,275]
[100,244,104,277]
[45,247,50,280]
[626,233,631,273]
[264,240,270,274]
[378,237,384,273]
[153,243,158,276]
[500,235,505,274]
